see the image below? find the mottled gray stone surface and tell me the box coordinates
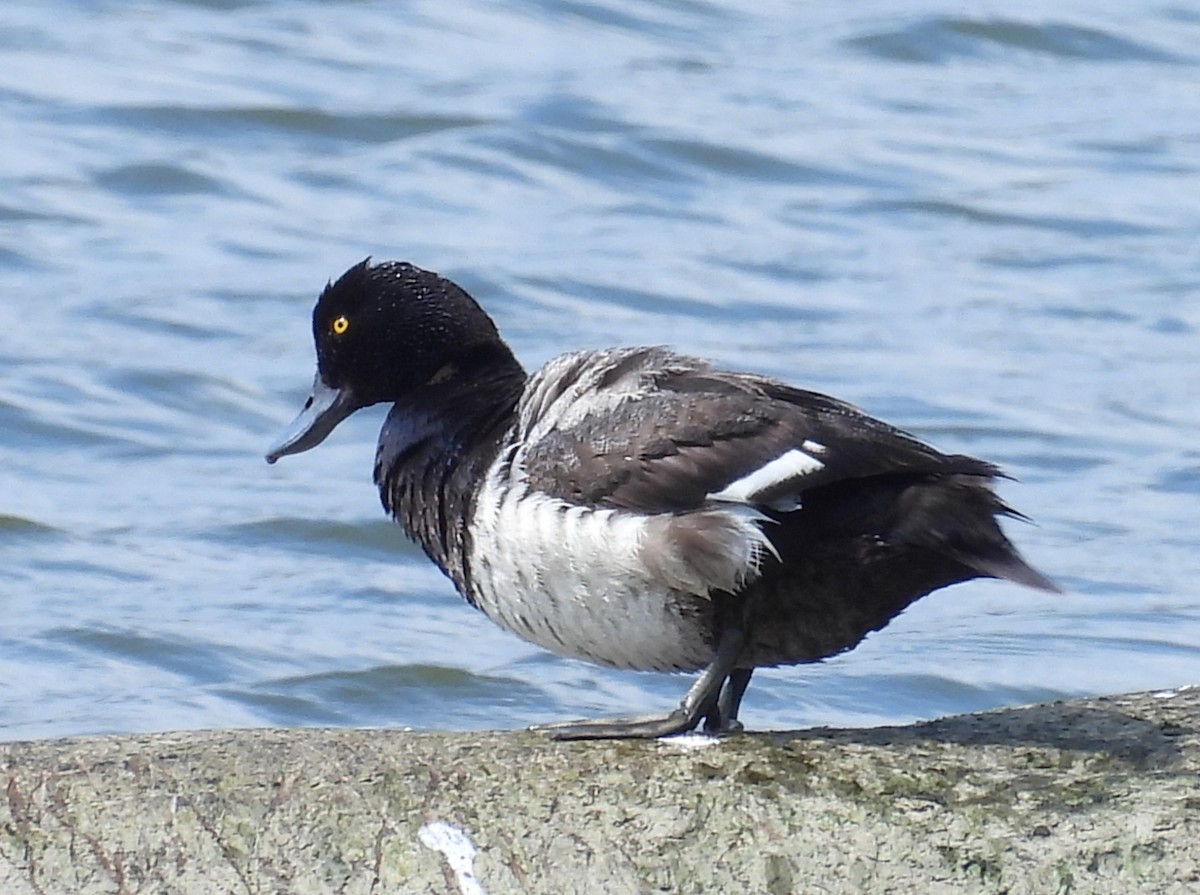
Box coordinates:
[3,687,1198,894]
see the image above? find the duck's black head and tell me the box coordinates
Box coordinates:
[266,259,521,463]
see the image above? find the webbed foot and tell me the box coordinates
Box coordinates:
[534,708,700,740]
[533,632,754,741]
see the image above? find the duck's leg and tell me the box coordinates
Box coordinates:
[705,668,753,733]
[535,624,746,741]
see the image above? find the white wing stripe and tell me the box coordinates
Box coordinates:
[708,448,825,504]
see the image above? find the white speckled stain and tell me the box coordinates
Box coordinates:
[658,732,723,751]
[418,820,487,895]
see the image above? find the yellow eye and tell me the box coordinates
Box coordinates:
[331,316,349,335]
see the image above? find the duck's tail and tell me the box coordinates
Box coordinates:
[895,474,1061,593]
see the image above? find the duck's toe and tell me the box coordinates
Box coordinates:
[532,707,701,740]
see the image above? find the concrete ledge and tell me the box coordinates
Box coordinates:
[3,687,1198,894]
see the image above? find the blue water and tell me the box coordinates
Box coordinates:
[1,0,1197,742]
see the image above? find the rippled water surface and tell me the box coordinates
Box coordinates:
[2,0,1198,741]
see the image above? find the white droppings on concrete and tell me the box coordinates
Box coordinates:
[658,732,722,751]
[418,820,488,895]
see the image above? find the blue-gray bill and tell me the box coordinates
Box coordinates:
[265,373,358,464]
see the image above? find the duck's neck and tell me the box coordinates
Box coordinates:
[373,349,526,599]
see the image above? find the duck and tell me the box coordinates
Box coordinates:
[266,259,1058,740]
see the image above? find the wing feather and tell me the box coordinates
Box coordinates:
[515,348,995,514]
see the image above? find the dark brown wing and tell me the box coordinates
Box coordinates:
[518,349,997,514]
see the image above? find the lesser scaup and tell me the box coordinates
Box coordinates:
[267,259,1057,739]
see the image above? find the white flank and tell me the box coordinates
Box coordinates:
[419,821,487,895]
[469,452,776,670]
[470,467,717,670]
[708,448,825,505]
